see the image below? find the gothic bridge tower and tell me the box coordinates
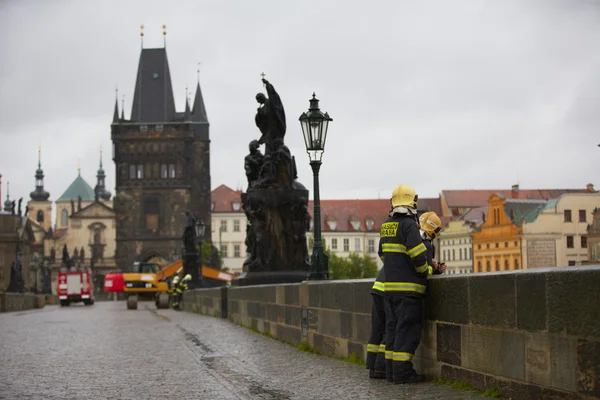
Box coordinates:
[111,38,211,270]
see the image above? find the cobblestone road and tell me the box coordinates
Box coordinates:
[0,302,486,400]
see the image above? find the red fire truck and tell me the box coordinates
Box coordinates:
[58,267,95,307]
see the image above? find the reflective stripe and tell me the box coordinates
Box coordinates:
[384,281,427,294]
[382,243,408,254]
[407,243,426,258]
[367,343,380,353]
[392,351,413,361]
[379,254,384,261]
[379,344,386,353]
[428,265,433,275]
[385,350,393,360]
[372,281,385,292]
[415,262,429,274]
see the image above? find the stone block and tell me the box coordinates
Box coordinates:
[340,312,353,340]
[308,308,318,331]
[485,376,543,400]
[416,321,437,361]
[354,313,370,343]
[522,333,576,392]
[413,355,441,378]
[308,284,320,308]
[276,285,285,305]
[516,273,547,332]
[540,388,581,400]
[284,306,301,327]
[437,323,461,366]
[548,268,600,337]
[299,281,309,307]
[440,365,487,391]
[577,339,600,397]
[469,274,516,329]
[229,299,239,315]
[347,341,365,362]
[313,333,335,356]
[263,321,270,335]
[352,281,372,315]
[427,276,469,324]
[334,337,348,358]
[284,284,299,306]
[317,309,341,337]
[265,303,278,323]
[461,325,525,381]
[276,324,301,345]
[251,318,259,331]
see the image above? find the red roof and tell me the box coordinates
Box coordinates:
[211,185,243,213]
[442,188,589,209]
[52,228,68,240]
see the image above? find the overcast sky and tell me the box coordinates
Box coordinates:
[1,0,599,209]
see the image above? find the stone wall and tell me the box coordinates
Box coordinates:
[182,266,600,400]
[182,286,227,318]
[0,293,56,312]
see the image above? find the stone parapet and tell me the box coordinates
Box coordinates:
[182,266,600,399]
[0,293,53,312]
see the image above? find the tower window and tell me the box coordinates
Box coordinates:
[168,164,175,179]
[61,209,68,227]
[37,210,44,223]
[161,164,168,179]
[144,197,160,232]
[137,165,144,179]
[129,165,136,179]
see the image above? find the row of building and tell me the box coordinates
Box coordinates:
[211,184,600,274]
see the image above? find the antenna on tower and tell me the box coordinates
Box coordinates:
[140,25,144,49]
[162,24,167,47]
[197,62,201,83]
[121,94,125,120]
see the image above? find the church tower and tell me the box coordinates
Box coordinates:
[94,148,112,202]
[28,147,52,230]
[111,38,211,270]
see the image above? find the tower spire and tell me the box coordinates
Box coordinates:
[184,86,191,121]
[162,24,167,47]
[95,145,111,201]
[113,88,119,122]
[121,94,125,120]
[30,147,50,202]
[140,25,144,49]
[4,181,11,211]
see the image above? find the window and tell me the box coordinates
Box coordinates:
[495,260,499,271]
[220,244,228,258]
[343,238,349,252]
[505,260,509,270]
[366,219,374,231]
[354,238,361,252]
[220,220,227,232]
[477,244,481,250]
[459,248,463,260]
[327,220,337,231]
[579,210,587,222]
[168,164,175,178]
[486,244,490,249]
[160,164,168,178]
[331,238,338,251]
[505,242,508,248]
[486,261,490,272]
[129,165,136,179]
[452,249,455,261]
[36,210,44,223]
[144,196,159,232]
[564,210,572,222]
[469,248,472,260]
[140,124,148,132]
[350,220,361,231]
[515,259,519,269]
[514,241,518,246]
[452,240,455,245]
[137,165,144,179]
[566,235,574,248]
[233,220,240,232]
[61,209,68,227]
[581,236,588,248]
[568,260,576,266]
[442,250,446,261]
[232,202,241,212]
[368,239,375,253]
[477,261,481,272]
[234,244,241,258]
[155,124,163,132]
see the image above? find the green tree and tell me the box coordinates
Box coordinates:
[308,236,378,280]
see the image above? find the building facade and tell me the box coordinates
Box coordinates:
[585,207,600,264]
[472,194,546,273]
[111,44,211,270]
[522,193,600,268]
[437,220,475,274]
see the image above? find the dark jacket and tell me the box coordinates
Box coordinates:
[423,238,443,275]
[371,267,385,296]
[378,213,429,296]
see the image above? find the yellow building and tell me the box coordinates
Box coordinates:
[522,193,600,267]
[473,194,546,273]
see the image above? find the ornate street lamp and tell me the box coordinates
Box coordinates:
[300,93,333,280]
[195,217,206,240]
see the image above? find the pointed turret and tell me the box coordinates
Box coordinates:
[95,148,112,201]
[113,97,119,123]
[192,81,208,123]
[3,181,11,211]
[130,48,176,123]
[184,96,191,121]
[30,148,50,201]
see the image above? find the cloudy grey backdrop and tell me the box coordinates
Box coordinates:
[1,0,599,210]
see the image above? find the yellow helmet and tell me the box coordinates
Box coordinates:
[419,211,442,239]
[391,184,418,209]
[172,276,180,282]
[183,274,192,281]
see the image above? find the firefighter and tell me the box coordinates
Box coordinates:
[419,212,446,275]
[366,267,387,379]
[381,184,430,384]
[173,274,191,311]
[169,275,180,307]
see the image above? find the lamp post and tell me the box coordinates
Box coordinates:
[195,216,206,288]
[300,93,333,280]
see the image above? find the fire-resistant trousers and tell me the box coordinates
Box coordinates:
[366,293,387,372]
[384,294,424,380]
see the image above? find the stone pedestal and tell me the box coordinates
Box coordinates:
[233,186,310,286]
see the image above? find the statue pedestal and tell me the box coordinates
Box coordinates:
[233,186,310,287]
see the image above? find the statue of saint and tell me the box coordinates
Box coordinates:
[244,140,264,188]
[256,79,286,154]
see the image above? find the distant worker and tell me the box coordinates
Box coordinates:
[172,274,191,311]
[419,212,446,275]
[169,275,180,307]
[381,184,429,384]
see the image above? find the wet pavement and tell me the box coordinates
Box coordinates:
[0,302,486,399]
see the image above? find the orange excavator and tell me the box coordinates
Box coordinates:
[103,260,234,310]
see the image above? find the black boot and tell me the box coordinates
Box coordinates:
[386,359,394,382]
[369,369,387,379]
[394,372,427,384]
